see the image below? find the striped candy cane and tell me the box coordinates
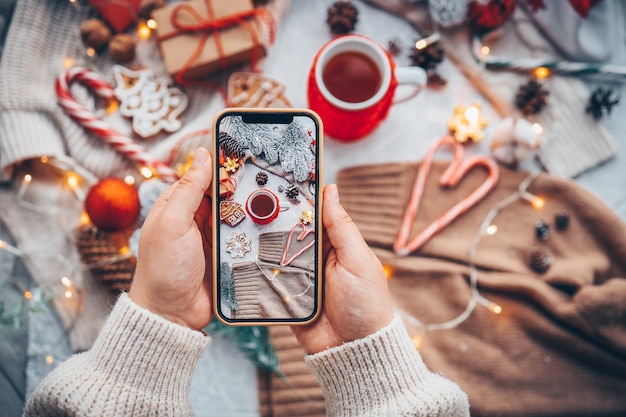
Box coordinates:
[55,67,179,183]
[394,136,500,256]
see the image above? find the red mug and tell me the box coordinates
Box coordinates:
[245,188,289,225]
[307,34,426,141]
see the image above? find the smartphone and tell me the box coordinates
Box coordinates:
[212,108,323,325]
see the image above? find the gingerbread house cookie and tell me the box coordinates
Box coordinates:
[220,200,246,227]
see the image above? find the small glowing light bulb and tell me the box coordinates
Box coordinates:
[411,334,423,349]
[531,197,545,210]
[61,276,72,287]
[46,356,54,364]
[24,291,32,300]
[382,264,393,280]
[66,173,80,190]
[490,303,502,314]
[415,39,428,50]
[531,123,543,135]
[65,290,73,299]
[86,47,96,57]
[486,224,498,235]
[140,167,154,179]
[119,246,130,255]
[137,21,152,41]
[0,240,6,249]
[106,100,119,114]
[41,156,49,163]
[62,57,75,68]
[533,67,550,79]
[124,175,136,186]
[284,296,291,303]
[147,19,158,30]
[23,174,32,184]
[480,45,490,56]
[79,211,91,226]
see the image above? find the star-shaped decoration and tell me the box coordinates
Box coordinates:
[224,157,240,173]
[225,232,252,258]
[447,104,488,143]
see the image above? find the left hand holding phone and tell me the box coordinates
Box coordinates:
[129,147,214,331]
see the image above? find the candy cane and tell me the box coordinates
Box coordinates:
[394,136,499,256]
[55,67,179,183]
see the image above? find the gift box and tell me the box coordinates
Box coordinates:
[152,0,266,80]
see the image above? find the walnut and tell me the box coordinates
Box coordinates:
[108,34,136,63]
[80,18,112,51]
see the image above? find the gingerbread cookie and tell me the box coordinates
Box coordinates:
[228,72,292,108]
[220,201,246,227]
[113,65,188,138]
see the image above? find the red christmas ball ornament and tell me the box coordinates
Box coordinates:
[467,0,517,33]
[85,177,140,231]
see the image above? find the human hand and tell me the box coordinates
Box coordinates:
[291,184,394,354]
[129,147,213,331]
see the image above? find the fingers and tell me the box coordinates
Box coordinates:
[162,148,213,229]
[322,184,371,260]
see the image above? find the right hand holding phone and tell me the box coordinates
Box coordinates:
[291,184,394,354]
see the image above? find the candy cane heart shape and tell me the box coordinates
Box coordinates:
[55,67,179,183]
[393,136,500,256]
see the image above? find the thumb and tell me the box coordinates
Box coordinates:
[163,147,213,226]
[322,184,370,259]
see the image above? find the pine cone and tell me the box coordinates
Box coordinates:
[527,246,554,274]
[427,72,448,89]
[535,220,550,240]
[409,42,444,70]
[387,37,402,56]
[285,184,300,200]
[515,79,549,115]
[554,211,570,231]
[75,225,136,293]
[256,171,268,186]
[327,1,358,35]
[586,87,620,120]
[219,132,246,159]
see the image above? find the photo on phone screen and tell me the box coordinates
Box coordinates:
[213,109,322,324]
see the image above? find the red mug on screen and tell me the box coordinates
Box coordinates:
[307,34,427,141]
[245,188,290,225]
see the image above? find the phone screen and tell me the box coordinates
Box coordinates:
[213,110,322,324]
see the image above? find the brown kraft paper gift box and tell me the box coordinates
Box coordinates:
[152,0,266,80]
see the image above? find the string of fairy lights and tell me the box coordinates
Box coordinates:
[0,155,149,366]
[390,170,543,349]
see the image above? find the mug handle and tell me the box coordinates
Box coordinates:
[393,66,427,104]
[279,201,291,212]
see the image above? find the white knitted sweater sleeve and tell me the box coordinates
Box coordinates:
[0,0,133,179]
[305,315,470,417]
[23,293,211,417]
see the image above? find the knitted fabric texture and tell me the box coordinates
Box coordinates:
[305,315,469,417]
[23,293,211,417]
[232,230,315,319]
[258,316,470,417]
[23,294,469,417]
[336,160,626,417]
